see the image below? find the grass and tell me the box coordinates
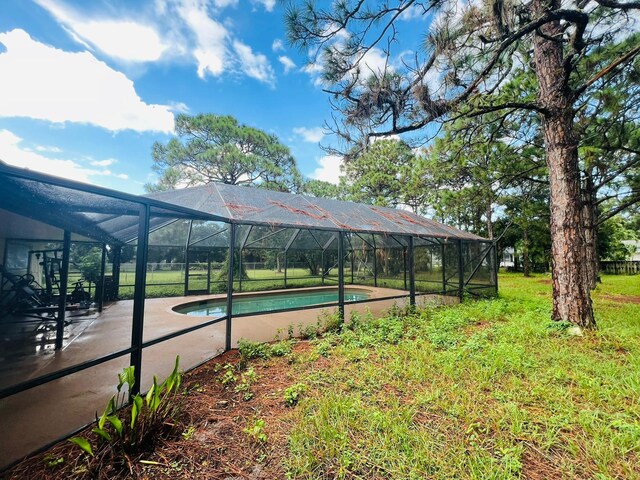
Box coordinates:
[281,272,640,479]
[116,266,467,298]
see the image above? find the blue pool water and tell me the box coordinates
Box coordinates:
[175,289,369,316]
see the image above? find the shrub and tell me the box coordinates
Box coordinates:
[270,339,294,357]
[238,339,271,360]
[298,323,320,340]
[317,310,343,333]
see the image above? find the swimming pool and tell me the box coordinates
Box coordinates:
[174,288,370,317]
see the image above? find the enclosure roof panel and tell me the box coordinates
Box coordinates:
[0,162,485,242]
[0,162,227,244]
[147,182,485,241]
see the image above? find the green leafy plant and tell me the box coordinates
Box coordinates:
[69,356,183,471]
[43,454,65,468]
[234,367,258,400]
[238,338,294,363]
[219,363,237,386]
[243,418,268,443]
[317,310,343,333]
[270,339,294,357]
[238,339,271,360]
[298,323,320,340]
[182,425,196,440]
[283,383,307,407]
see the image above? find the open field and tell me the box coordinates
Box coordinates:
[6,272,639,479]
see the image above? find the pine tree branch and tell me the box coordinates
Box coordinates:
[597,193,640,225]
[574,45,640,97]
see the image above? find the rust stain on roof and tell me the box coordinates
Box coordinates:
[268,200,330,221]
[224,203,263,215]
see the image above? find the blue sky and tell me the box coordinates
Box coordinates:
[0,0,424,194]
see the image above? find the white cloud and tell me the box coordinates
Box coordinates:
[294,127,325,143]
[214,0,239,8]
[176,2,275,84]
[35,0,168,62]
[0,129,126,183]
[233,40,275,85]
[36,0,278,86]
[253,0,276,12]
[302,61,326,87]
[272,38,284,51]
[90,159,117,167]
[35,145,63,153]
[351,47,389,80]
[168,101,191,113]
[303,41,390,87]
[279,55,296,73]
[0,29,174,133]
[311,155,343,184]
[399,4,426,21]
[178,1,229,78]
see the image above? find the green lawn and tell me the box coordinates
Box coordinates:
[278,272,640,479]
[117,267,414,298]
[116,266,465,298]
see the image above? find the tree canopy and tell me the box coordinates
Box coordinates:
[147,114,302,192]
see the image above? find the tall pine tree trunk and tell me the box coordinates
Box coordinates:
[533,0,595,328]
[582,170,599,289]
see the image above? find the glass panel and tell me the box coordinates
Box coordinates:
[350,246,376,287]
[231,304,339,346]
[372,234,406,291]
[442,241,460,296]
[237,248,286,292]
[148,219,190,247]
[143,213,228,344]
[286,251,324,288]
[464,241,497,297]
[190,221,229,248]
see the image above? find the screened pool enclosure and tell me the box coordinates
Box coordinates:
[0,161,497,467]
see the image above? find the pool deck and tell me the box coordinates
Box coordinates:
[0,286,457,468]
